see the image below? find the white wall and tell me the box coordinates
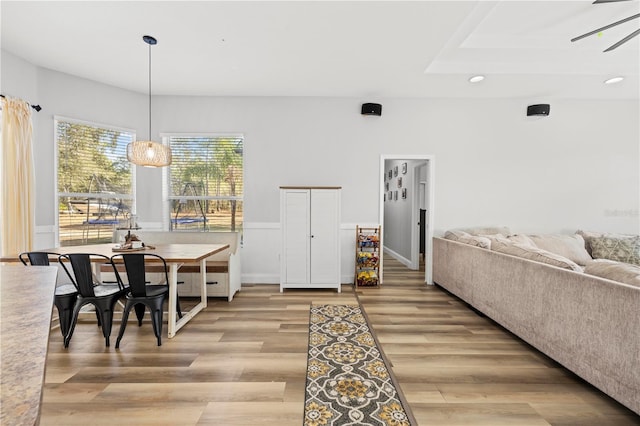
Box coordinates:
[1,51,38,101]
[2,50,639,283]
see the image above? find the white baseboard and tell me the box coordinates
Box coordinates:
[383,246,412,268]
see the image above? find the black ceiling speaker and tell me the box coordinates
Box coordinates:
[527,104,550,117]
[361,103,382,116]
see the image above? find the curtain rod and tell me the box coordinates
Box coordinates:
[0,94,42,112]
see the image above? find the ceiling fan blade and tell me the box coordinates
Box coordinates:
[593,0,633,3]
[604,27,640,51]
[571,13,640,42]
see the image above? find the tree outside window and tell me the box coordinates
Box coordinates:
[166,135,243,232]
[56,118,135,245]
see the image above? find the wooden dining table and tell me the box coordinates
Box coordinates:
[37,242,229,338]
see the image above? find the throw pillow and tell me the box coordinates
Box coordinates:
[459,226,511,236]
[443,230,491,249]
[507,234,536,247]
[590,235,640,266]
[584,259,640,288]
[576,230,636,257]
[528,234,592,266]
[457,234,492,249]
[443,230,469,241]
[492,240,583,272]
[575,230,602,256]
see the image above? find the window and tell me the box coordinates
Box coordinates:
[164,135,243,232]
[56,117,135,246]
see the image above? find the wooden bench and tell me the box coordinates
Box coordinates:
[112,230,241,301]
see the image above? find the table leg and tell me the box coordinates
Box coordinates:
[167,262,178,338]
[168,260,207,338]
[200,257,208,308]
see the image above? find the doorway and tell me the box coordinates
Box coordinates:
[379,155,434,284]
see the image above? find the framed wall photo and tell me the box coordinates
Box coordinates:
[384,193,386,202]
[402,162,407,174]
[388,191,392,200]
[388,170,392,179]
[394,190,398,201]
[394,166,398,177]
[385,182,389,191]
[397,177,402,188]
[402,188,407,199]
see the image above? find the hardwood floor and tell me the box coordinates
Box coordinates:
[40,259,640,425]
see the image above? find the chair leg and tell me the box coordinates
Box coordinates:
[54,294,76,338]
[99,309,113,347]
[176,295,183,319]
[116,302,134,349]
[95,300,117,347]
[151,306,164,346]
[134,303,146,326]
[64,300,86,348]
[148,296,166,346]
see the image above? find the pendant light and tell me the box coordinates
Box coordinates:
[127,35,172,167]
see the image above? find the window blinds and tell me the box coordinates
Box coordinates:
[56,119,134,198]
[167,136,243,199]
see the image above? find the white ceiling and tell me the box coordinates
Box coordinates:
[2,0,639,99]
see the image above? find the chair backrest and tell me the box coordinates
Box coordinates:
[19,251,57,266]
[111,253,169,298]
[59,253,116,297]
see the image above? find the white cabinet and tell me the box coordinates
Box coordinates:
[280,186,341,292]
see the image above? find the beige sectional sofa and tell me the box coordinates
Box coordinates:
[433,227,640,415]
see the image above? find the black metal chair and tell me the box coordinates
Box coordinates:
[111,253,177,348]
[19,251,78,338]
[59,253,126,347]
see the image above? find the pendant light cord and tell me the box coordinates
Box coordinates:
[142,35,157,141]
[148,39,152,141]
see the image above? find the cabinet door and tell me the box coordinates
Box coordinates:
[282,190,311,284]
[310,189,340,284]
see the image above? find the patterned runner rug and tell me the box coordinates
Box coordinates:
[304,304,415,426]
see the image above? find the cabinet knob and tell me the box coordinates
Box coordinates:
[311,235,315,238]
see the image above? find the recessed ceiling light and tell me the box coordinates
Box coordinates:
[604,76,624,85]
[468,75,485,83]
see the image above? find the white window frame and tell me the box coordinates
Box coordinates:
[54,116,136,244]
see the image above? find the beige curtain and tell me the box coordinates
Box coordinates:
[0,96,35,256]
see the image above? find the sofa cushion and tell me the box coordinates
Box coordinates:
[584,259,640,288]
[491,240,583,272]
[527,234,592,266]
[589,235,640,266]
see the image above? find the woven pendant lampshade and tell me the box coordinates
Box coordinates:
[127,140,172,167]
[127,35,172,167]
